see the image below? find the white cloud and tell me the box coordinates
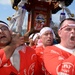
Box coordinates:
[0,0,11,5]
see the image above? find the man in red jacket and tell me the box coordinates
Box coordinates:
[0,20,43,75]
[44,18,75,75]
[35,27,56,75]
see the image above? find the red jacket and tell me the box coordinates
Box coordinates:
[0,49,8,66]
[35,46,51,75]
[31,45,36,49]
[44,45,75,75]
[0,46,43,75]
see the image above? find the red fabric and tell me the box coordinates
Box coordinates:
[44,45,75,75]
[35,46,51,75]
[0,49,8,67]
[31,45,36,49]
[0,46,43,75]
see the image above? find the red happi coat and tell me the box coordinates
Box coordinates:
[0,46,43,75]
[44,45,75,75]
[35,46,51,75]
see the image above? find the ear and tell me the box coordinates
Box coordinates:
[9,30,13,35]
[9,30,16,36]
[58,29,61,38]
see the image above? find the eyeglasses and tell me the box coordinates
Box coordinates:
[0,26,9,31]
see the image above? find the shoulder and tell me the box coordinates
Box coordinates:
[44,45,61,53]
[35,46,44,53]
[35,46,43,50]
[45,45,56,50]
[25,46,37,60]
[26,46,36,53]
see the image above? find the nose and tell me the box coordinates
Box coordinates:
[0,29,2,33]
[48,34,51,37]
[71,29,75,32]
[70,29,75,35]
[48,34,52,38]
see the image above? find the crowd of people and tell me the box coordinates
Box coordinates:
[0,18,75,75]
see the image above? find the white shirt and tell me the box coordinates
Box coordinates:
[55,44,75,54]
[10,45,26,71]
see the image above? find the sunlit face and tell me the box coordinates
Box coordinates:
[41,30,54,47]
[0,24,12,46]
[58,20,75,48]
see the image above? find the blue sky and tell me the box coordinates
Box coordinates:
[0,0,75,24]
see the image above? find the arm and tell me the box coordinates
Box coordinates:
[0,33,24,66]
[44,46,75,75]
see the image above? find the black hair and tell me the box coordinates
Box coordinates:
[59,18,75,28]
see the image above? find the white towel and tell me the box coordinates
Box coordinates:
[10,45,25,71]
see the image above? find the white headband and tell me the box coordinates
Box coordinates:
[33,33,40,41]
[59,24,75,30]
[29,33,34,39]
[0,23,9,28]
[68,24,75,26]
[40,27,55,39]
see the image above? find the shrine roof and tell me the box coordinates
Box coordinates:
[11,0,73,14]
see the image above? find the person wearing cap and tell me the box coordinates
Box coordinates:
[44,18,75,75]
[0,20,43,75]
[35,27,56,75]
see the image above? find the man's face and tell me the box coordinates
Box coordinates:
[0,24,12,46]
[41,30,54,47]
[58,20,75,48]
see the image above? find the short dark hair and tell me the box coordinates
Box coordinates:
[59,18,75,28]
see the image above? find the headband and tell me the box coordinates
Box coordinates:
[59,24,75,30]
[29,33,34,39]
[40,27,55,39]
[68,24,75,26]
[0,22,9,28]
[33,33,40,41]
